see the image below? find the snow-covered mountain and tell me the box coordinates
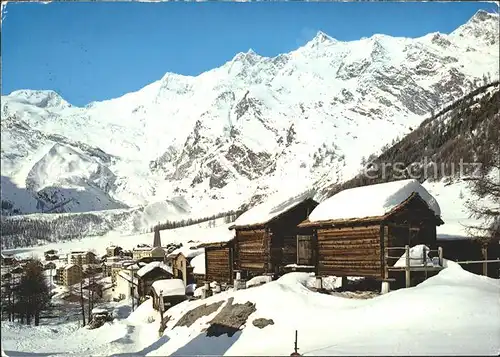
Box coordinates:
[1,10,499,219]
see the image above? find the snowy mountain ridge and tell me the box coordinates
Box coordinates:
[1,10,499,223]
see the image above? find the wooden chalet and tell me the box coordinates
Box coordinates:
[197,239,235,285]
[298,179,444,281]
[229,191,318,278]
[136,261,173,299]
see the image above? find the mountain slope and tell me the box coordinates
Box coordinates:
[1,10,499,218]
[315,80,500,239]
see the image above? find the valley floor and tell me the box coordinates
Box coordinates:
[2,264,499,357]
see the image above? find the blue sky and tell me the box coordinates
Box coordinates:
[1,1,498,106]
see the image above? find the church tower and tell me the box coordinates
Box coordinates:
[153,229,161,248]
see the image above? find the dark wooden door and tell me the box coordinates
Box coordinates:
[297,235,314,265]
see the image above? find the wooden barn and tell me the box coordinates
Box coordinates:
[298,179,444,281]
[136,262,173,299]
[197,239,235,285]
[230,191,318,278]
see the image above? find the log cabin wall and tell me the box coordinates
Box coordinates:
[234,229,269,277]
[296,227,316,266]
[317,224,382,278]
[268,199,319,273]
[205,245,233,284]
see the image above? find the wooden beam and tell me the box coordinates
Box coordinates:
[380,223,386,279]
[405,245,411,288]
[482,246,488,276]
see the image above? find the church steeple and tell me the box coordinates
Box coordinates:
[153,229,161,248]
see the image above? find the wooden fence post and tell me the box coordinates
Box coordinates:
[482,245,488,277]
[315,276,322,290]
[405,245,411,288]
[438,247,443,267]
[158,291,164,337]
[423,246,428,280]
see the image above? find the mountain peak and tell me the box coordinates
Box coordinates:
[312,31,335,44]
[232,48,261,63]
[450,9,499,42]
[7,89,71,109]
[470,9,497,22]
[303,30,336,49]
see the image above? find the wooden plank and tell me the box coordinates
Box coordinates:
[318,225,380,234]
[319,255,380,262]
[317,237,380,244]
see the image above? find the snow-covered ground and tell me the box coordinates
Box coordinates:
[2,263,499,356]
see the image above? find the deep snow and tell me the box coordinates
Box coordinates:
[2,264,499,356]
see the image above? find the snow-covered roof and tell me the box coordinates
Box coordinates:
[190,253,205,275]
[167,246,204,260]
[133,245,153,251]
[192,225,236,248]
[136,261,173,278]
[231,189,316,228]
[151,279,186,297]
[122,262,141,270]
[305,179,440,224]
[64,264,79,270]
[117,270,138,285]
[91,307,108,315]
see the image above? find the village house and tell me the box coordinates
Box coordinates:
[114,270,139,301]
[132,245,165,262]
[9,266,24,276]
[68,251,98,266]
[165,248,203,286]
[1,253,17,267]
[136,261,173,299]
[151,279,186,311]
[19,258,43,270]
[297,179,444,283]
[103,256,128,283]
[189,252,206,285]
[121,250,133,259]
[229,190,318,279]
[57,264,83,286]
[106,245,123,257]
[44,249,59,261]
[43,261,57,271]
